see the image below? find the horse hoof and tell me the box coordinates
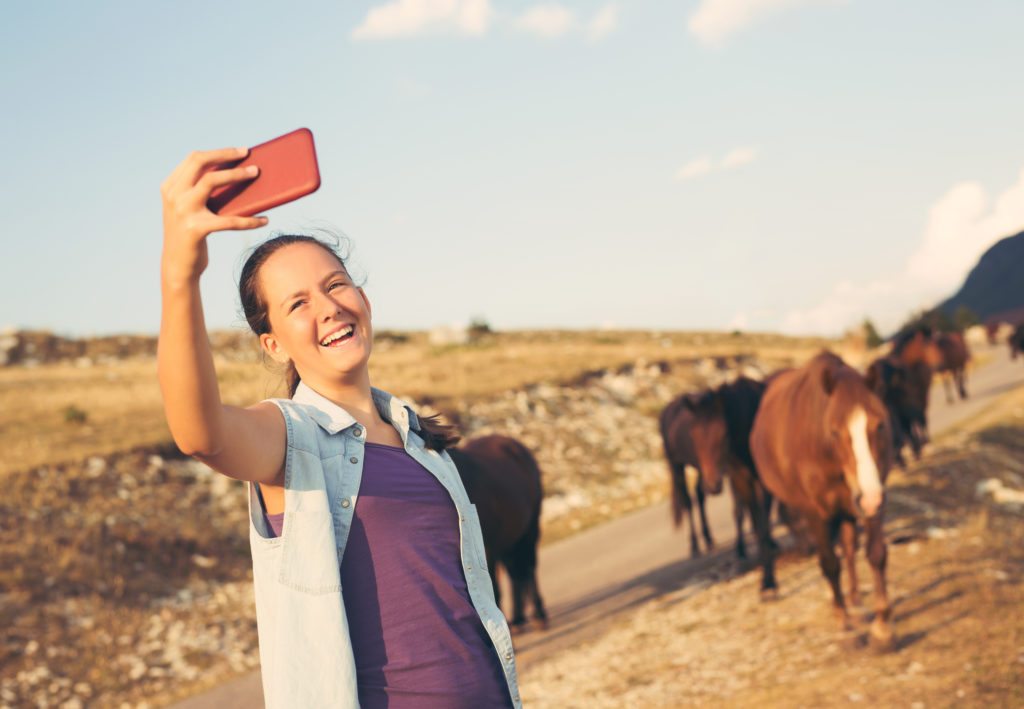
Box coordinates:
[869,619,895,652]
[760,587,780,603]
[509,622,528,636]
[534,618,550,632]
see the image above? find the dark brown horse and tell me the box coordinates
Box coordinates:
[750,351,895,649]
[680,378,778,572]
[1013,324,1024,360]
[935,331,970,403]
[889,327,942,449]
[866,357,924,467]
[659,394,715,557]
[449,435,548,632]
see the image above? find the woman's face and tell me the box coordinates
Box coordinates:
[257,242,373,385]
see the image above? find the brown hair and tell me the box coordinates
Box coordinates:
[238,233,459,451]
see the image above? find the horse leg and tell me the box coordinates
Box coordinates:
[943,373,955,404]
[811,515,850,630]
[840,519,862,608]
[865,512,894,650]
[696,480,715,552]
[729,476,747,560]
[500,549,531,632]
[488,556,502,613]
[520,507,548,629]
[749,480,778,599]
[958,367,968,400]
[674,469,701,558]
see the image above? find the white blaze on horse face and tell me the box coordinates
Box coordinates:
[848,407,883,516]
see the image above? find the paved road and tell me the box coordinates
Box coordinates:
[175,344,1024,707]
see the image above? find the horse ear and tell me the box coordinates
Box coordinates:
[865,362,880,392]
[821,364,838,395]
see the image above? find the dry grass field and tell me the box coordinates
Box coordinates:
[0,329,837,477]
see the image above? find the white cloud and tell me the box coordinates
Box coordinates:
[587,4,618,42]
[780,168,1024,335]
[676,146,757,181]
[721,146,758,168]
[352,0,492,40]
[688,0,837,47]
[514,4,576,38]
[676,156,715,181]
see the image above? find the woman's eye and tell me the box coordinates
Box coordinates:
[328,281,346,291]
[289,300,306,312]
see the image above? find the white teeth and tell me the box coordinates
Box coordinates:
[320,325,354,346]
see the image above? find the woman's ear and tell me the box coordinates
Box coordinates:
[260,332,291,364]
[358,287,372,321]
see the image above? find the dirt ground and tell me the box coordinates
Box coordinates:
[518,391,1024,708]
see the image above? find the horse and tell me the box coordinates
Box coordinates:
[658,394,716,557]
[750,351,895,649]
[866,356,925,467]
[1010,324,1024,361]
[678,377,779,570]
[449,435,548,633]
[935,331,970,403]
[889,327,942,449]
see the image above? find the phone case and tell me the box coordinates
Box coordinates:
[207,128,321,217]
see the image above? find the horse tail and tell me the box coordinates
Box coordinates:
[659,397,689,529]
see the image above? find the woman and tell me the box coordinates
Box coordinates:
[159,147,521,708]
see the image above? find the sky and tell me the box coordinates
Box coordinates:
[2,0,1023,338]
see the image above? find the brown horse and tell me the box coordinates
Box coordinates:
[659,394,716,557]
[449,435,548,632]
[680,378,779,575]
[750,352,895,649]
[935,331,970,403]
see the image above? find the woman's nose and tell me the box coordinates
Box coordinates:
[316,293,341,320]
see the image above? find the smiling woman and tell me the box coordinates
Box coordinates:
[157,147,522,708]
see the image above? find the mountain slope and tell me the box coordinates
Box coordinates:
[939,230,1024,322]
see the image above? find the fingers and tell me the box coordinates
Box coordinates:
[168,147,250,191]
[208,214,269,233]
[197,164,259,194]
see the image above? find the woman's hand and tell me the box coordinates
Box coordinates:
[160,147,268,284]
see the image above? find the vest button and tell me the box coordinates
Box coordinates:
[350,456,358,464]
[352,426,363,437]
[341,499,351,508]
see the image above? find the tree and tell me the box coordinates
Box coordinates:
[952,305,980,331]
[862,318,884,348]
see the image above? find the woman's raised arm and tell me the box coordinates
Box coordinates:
[157,148,285,483]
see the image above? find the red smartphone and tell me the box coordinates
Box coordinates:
[206,128,321,217]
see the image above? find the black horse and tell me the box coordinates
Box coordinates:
[449,435,548,633]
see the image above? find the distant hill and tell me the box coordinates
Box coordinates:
[939,229,1024,324]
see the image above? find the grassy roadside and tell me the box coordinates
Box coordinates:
[0,329,833,477]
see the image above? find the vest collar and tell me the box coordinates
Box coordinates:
[292,381,420,436]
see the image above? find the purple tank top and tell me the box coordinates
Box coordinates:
[263,442,511,708]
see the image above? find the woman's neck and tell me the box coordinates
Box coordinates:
[299,369,387,427]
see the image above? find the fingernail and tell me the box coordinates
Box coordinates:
[237,147,249,155]
[245,165,258,176]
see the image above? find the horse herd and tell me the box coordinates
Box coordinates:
[453,324,1012,646]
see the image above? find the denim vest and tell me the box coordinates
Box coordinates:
[248,382,522,708]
